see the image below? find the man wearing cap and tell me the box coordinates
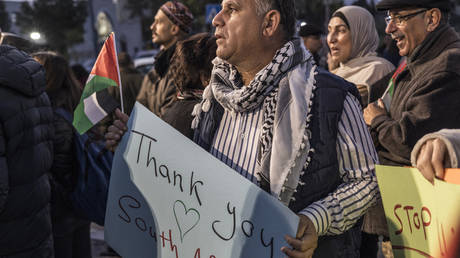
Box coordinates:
[298,23,324,66]
[362,0,460,255]
[136,1,194,117]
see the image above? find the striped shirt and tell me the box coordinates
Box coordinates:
[211,93,379,236]
[211,106,264,184]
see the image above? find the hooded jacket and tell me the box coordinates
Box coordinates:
[0,45,54,257]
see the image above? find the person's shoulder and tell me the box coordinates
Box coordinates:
[314,67,360,99]
[0,45,46,97]
[435,45,460,76]
[315,67,355,89]
[367,57,395,71]
[0,45,30,66]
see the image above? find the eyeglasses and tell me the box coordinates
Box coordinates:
[384,9,428,26]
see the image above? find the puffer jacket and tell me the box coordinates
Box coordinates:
[0,45,54,257]
[49,109,90,237]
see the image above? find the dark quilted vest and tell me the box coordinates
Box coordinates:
[194,69,364,258]
[288,69,362,258]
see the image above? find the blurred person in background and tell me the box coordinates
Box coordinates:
[108,52,143,116]
[136,1,194,117]
[162,32,217,139]
[377,34,402,67]
[71,64,89,90]
[0,31,37,53]
[327,6,395,107]
[108,33,216,142]
[33,51,92,258]
[298,23,324,66]
[0,31,55,258]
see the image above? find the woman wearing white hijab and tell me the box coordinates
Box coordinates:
[327,6,394,107]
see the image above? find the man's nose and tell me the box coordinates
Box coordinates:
[385,20,397,35]
[212,10,224,27]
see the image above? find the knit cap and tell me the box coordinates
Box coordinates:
[160,1,194,33]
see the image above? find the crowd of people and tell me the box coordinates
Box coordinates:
[1,0,459,257]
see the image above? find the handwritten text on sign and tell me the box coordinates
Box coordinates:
[375,165,460,258]
[105,103,299,258]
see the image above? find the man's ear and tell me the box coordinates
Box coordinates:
[171,24,180,36]
[426,8,442,32]
[262,10,281,37]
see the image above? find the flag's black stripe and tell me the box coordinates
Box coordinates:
[95,88,119,114]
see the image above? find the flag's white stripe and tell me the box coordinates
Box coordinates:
[84,92,108,124]
[85,73,95,85]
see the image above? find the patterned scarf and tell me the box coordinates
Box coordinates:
[192,39,306,126]
[192,38,315,199]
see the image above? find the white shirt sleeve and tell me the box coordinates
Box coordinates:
[299,93,380,235]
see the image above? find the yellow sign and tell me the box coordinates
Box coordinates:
[375,165,460,258]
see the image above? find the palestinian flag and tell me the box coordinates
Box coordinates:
[73,32,121,134]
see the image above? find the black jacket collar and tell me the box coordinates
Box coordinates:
[154,43,177,78]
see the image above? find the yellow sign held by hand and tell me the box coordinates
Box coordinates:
[375,165,460,258]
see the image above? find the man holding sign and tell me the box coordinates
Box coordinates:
[107,0,379,257]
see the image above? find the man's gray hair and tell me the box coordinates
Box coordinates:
[254,0,273,16]
[254,0,296,39]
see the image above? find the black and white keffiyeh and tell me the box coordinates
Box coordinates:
[192,39,307,126]
[193,38,317,201]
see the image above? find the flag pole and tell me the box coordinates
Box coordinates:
[112,32,125,114]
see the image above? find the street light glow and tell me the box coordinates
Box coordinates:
[30,32,41,40]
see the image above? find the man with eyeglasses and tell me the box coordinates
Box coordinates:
[362,0,460,256]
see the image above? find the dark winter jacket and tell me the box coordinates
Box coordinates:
[0,45,54,257]
[370,24,460,166]
[162,93,201,140]
[49,111,89,237]
[136,45,177,117]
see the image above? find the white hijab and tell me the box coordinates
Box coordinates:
[331,6,394,87]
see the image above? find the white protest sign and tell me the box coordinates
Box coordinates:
[105,103,299,258]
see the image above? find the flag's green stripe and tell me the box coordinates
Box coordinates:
[388,81,395,97]
[73,101,93,134]
[73,75,117,134]
[81,75,117,100]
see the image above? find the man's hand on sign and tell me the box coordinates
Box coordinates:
[364,98,386,125]
[416,138,449,184]
[105,108,129,151]
[281,214,318,258]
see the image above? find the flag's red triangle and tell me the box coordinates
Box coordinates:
[90,33,120,86]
